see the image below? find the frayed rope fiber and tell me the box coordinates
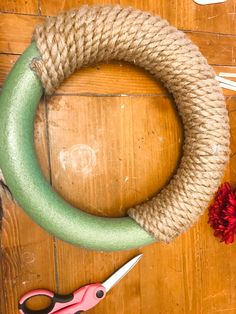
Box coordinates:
[32,5,230,242]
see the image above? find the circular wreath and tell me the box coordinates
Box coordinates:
[0,5,229,251]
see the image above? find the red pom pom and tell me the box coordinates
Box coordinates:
[208,183,236,244]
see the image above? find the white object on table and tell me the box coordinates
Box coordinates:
[216,74,236,92]
[219,72,236,78]
[193,0,226,5]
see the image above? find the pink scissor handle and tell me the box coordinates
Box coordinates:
[18,284,106,314]
[18,288,74,314]
[54,284,106,314]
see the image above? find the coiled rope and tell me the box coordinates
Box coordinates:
[31,5,230,242]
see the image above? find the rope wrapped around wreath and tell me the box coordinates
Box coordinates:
[31,5,230,242]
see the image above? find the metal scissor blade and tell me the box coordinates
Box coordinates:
[102,254,143,293]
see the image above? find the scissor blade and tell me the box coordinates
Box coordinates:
[102,254,142,293]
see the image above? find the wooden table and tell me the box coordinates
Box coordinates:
[0,1,236,313]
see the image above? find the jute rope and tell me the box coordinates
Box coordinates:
[31,5,230,242]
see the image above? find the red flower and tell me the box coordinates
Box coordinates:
[208,183,236,244]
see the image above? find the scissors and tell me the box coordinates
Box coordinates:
[19,254,142,314]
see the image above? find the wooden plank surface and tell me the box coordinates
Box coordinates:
[0,1,236,314]
[40,0,236,35]
[47,95,183,216]
[0,0,39,14]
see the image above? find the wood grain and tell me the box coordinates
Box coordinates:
[47,95,183,216]
[0,1,236,314]
[0,14,44,54]
[0,0,39,14]
[40,0,236,35]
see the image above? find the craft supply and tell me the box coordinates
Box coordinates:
[219,73,236,78]
[0,5,230,251]
[18,254,142,314]
[208,183,236,244]
[216,73,236,92]
[193,0,226,4]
